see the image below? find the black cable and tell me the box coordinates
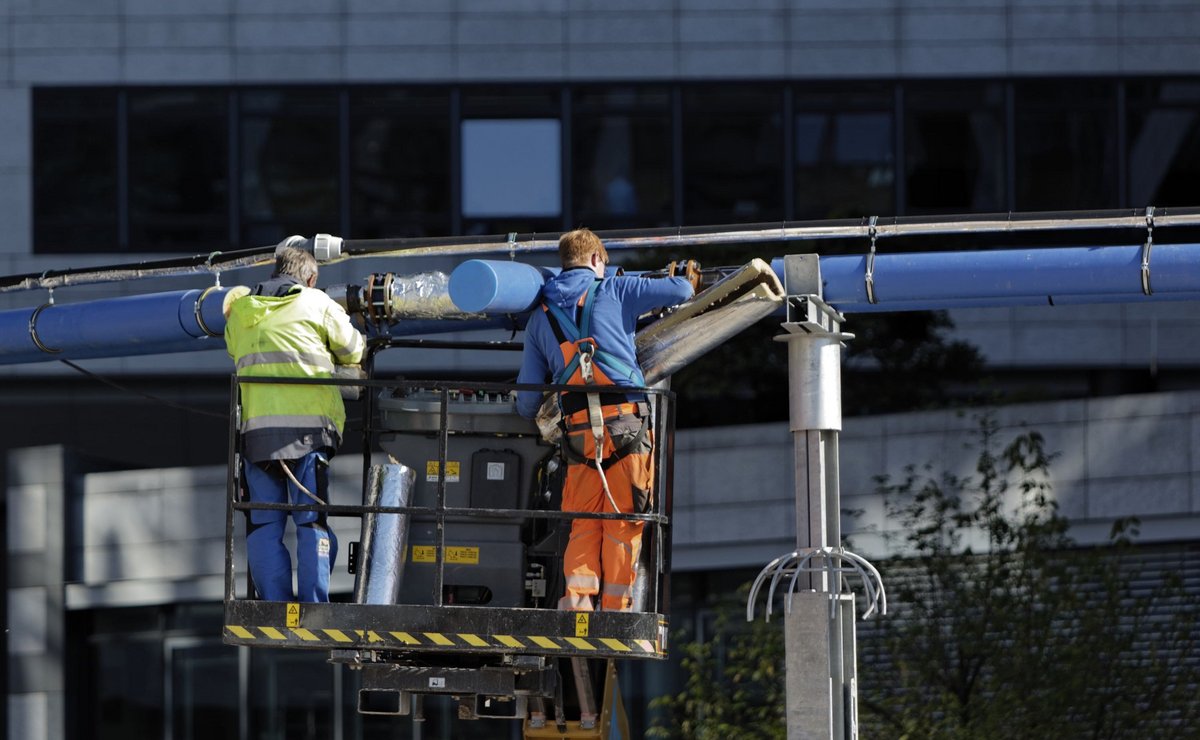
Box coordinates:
[59,358,228,420]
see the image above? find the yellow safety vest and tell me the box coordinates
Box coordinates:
[224,285,364,461]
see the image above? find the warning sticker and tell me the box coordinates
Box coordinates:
[575,613,589,637]
[286,603,300,628]
[425,460,461,482]
[412,545,480,565]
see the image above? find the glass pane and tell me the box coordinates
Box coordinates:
[94,638,164,740]
[794,85,894,220]
[1126,81,1200,206]
[572,86,673,230]
[683,87,784,224]
[349,88,452,239]
[33,88,118,252]
[240,89,340,248]
[251,648,334,740]
[1014,81,1118,210]
[170,642,238,740]
[128,90,229,251]
[461,119,562,218]
[904,83,1006,214]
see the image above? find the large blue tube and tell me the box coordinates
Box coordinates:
[449,260,553,313]
[0,287,234,365]
[452,244,1200,316]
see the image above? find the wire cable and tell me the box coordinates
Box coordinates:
[58,358,228,420]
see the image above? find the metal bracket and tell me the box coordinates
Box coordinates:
[506,232,517,261]
[864,215,879,304]
[1141,206,1154,296]
[28,303,62,354]
[194,285,223,338]
[746,547,887,623]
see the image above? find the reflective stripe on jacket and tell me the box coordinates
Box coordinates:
[224,285,364,461]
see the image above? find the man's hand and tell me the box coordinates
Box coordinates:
[664,260,703,294]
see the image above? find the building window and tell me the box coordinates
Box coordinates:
[903,82,1006,215]
[239,89,341,248]
[128,90,230,251]
[571,86,674,231]
[349,88,453,239]
[33,89,119,253]
[461,119,561,219]
[1014,80,1119,211]
[1125,80,1200,207]
[460,87,563,235]
[683,86,785,225]
[793,84,894,220]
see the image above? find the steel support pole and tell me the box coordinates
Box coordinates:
[778,254,857,740]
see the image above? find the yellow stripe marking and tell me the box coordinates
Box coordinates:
[494,635,524,648]
[291,628,319,641]
[530,636,560,649]
[258,627,286,640]
[390,631,421,645]
[227,626,254,639]
[425,632,455,646]
[565,637,596,650]
[323,629,353,643]
[600,638,632,652]
[459,633,489,647]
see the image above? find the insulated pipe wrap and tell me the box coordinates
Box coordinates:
[354,463,414,605]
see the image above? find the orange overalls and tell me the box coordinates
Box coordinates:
[544,281,654,612]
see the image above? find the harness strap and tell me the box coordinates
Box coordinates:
[562,417,650,471]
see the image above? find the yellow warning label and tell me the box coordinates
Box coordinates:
[575,613,589,637]
[425,460,460,482]
[286,603,300,628]
[412,545,480,564]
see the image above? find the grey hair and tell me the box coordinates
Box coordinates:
[273,246,318,285]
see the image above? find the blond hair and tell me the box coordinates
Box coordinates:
[558,228,608,268]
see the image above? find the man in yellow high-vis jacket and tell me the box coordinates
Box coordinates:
[224,246,364,602]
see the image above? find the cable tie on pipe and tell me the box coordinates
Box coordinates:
[29,303,62,354]
[864,215,879,305]
[1141,206,1154,296]
[506,232,517,261]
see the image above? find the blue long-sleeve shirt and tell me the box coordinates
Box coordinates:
[515,267,694,419]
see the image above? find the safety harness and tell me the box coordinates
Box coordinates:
[542,279,651,483]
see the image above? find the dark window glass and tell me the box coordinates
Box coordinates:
[572,86,674,230]
[683,87,784,225]
[93,637,164,740]
[239,89,340,248]
[349,88,452,239]
[169,640,238,740]
[33,88,118,253]
[1014,81,1118,210]
[460,87,563,236]
[250,648,334,740]
[128,90,230,251]
[1125,80,1200,207]
[904,83,1005,215]
[794,84,894,220]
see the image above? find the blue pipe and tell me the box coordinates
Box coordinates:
[451,244,1200,316]
[0,287,234,365]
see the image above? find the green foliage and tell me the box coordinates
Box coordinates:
[860,414,1200,739]
[647,586,786,740]
[654,415,1200,739]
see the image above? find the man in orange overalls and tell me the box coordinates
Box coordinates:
[516,229,695,611]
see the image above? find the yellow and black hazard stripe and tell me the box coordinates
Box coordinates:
[223,625,661,655]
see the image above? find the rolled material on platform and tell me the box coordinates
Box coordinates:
[0,286,234,365]
[799,243,1200,313]
[637,258,785,384]
[354,462,415,605]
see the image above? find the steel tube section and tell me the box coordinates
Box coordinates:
[354,463,415,605]
[792,242,1200,311]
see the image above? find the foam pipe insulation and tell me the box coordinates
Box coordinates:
[354,463,415,606]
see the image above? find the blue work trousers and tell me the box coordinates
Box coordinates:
[243,452,338,602]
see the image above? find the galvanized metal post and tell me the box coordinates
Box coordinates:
[778,254,857,740]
